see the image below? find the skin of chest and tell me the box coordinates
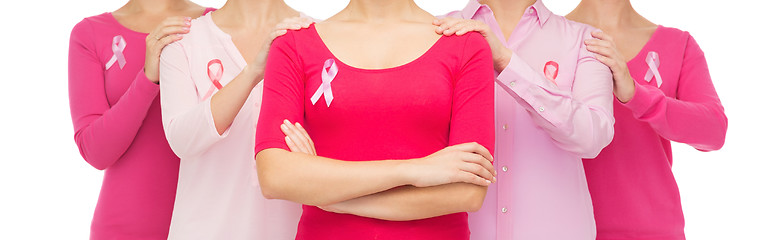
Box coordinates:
[315,21,443,69]
[113,7,205,33]
[603,27,657,62]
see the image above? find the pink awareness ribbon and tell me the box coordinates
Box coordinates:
[311,59,338,107]
[643,51,663,88]
[201,59,224,101]
[543,61,559,85]
[105,35,127,70]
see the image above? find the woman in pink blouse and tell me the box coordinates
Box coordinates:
[67,0,212,238]
[158,0,316,238]
[430,0,615,239]
[567,1,728,239]
[254,0,497,239]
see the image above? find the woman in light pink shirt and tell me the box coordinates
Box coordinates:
[433,0,615,239]
[67,0,212,238]
[567,1,728,239]
[158,0,314,238]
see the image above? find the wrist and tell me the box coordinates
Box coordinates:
[143,67,160,85]
[394,160,416,186]
[493,48,511,72]
[242,66,264,85]
[616,77,636,103]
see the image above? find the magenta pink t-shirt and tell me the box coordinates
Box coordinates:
[255,26,495,240]
[583,26,728,240]
[68,9,214,239]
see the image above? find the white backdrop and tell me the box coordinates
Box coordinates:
[0,0,780,239]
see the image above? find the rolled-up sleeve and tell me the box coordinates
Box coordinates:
[159,41,231,159]
[495,34,614,158]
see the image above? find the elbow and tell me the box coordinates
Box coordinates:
[74,137,111,170]
[694,111,728,152]
[463,185,488,212]
[256,151,284,200]
[565,136,611,159]
[85,157,110,170]
[578,126,614,159]
[258,178,283,200]
[579,142,607,159]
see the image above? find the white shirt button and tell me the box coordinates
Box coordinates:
[538,106,545,112]
[502,166,508,172]
[509,81,516,87]
[501,207,508,213]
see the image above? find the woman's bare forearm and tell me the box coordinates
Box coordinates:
[256,149,412,206]
[323,183,488,221]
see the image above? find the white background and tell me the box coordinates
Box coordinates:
[0,0,781,239]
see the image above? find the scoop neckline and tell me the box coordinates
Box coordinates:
[310,23,447,73]
[105,8,211,35]
[105,12,150,35]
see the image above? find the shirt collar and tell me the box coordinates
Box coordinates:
[461,0,553,28]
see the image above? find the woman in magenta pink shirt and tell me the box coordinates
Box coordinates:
[67,1,213,238]
[567,1,728,239]
[254,0,498,239]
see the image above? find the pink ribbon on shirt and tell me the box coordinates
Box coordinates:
[643,51,663,88]
[543,61,559,85]
[311,58,338,107]
[105,35,127,70]
[201,59,224,101]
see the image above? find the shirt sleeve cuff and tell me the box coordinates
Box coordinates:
[134,70,161,97]
[621,80,658,116]
[203,95,232,140]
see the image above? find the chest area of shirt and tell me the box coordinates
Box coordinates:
[101,33,146,104]
[628,47,683,97]
[301,58,455,124]
[188,41,259,101]
[507,36,583,89]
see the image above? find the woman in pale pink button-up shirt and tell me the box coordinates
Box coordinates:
[436,0,614,239]
[158,0,311,238]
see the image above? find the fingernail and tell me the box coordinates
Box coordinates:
[495,170,498,175]
[283,119,291,124]
[183,27,190,31]
[281,124,289,130]
[486,180,492,184]
[493,177,497,182]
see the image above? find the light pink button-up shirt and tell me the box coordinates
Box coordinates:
[447,1,614,239]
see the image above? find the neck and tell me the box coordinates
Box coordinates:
[217,0,295,26]
[338,0,428,22]
[480,0,537,14]
[570,0,639,28]
[121,0,191,13]
[479,0,536,25]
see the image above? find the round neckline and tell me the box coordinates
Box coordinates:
[202,12,233,40]
[626,25,663,64]
[106,8,212,36]
[310,23,446,73]
[106,12,150,35]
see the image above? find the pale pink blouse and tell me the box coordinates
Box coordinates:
[159,12,301,239]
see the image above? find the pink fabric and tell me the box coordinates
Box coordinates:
[447,1,614,239]
[68,8,214,239]
[159,13,302,239]
[255,26,495,240]
[584,26,728,240]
